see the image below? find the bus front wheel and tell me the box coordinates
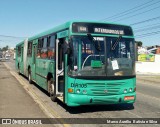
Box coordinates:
[48,79,56,102]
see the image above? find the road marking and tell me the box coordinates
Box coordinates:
[3,63,70,127]
[137,92,160,101]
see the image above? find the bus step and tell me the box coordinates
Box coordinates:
[57,96,63,102]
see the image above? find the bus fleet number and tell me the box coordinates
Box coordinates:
[71,83,87,88]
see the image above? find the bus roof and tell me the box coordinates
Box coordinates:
[28,21,71,41]
[15,20,132,45]
[16,41,24,47]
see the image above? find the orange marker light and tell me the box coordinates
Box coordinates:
[68,88,73,93]
[124,96,134,101]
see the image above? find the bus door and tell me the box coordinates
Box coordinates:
[55,38,65,100]
[54,30,69,102]
[32,43,37,81]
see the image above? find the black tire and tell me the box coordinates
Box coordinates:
[28,70,33,84]
[48,79,56,102]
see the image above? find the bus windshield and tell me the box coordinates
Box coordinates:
[68,36,135,78]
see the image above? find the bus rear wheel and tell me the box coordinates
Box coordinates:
[48,79,56,102]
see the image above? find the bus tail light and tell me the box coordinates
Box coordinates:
[68,88,73,93]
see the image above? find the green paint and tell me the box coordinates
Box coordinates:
[91,60,102,68]
[67,77,136,106]
[57,30,69,39]
[16,21,136,107]
[65,55,68,103]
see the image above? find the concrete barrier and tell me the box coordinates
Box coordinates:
[136,55,160,74]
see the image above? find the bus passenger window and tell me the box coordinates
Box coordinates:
[41,37,48,59]
[18,46,21,57]
[27,41,32,57]
[37,39,42,58]
[58,38,64,70]
[48,35,55,59]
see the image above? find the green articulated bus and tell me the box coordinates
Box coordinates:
[16,21,136,106]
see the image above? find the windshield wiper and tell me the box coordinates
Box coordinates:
[87,33,101,52]
[111,35,122,50]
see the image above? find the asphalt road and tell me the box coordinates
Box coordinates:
[1,59,160,127]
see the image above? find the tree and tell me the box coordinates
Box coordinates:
[135,41,143,47]
[2,45,9,51]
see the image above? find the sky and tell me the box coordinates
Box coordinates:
[0,0,160,48]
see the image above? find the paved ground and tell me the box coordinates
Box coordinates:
[0,60,160,127]
[0,61,54,127]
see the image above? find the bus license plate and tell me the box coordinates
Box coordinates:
[124,96,134,101]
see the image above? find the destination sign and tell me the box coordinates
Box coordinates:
[78,26,88,33]
[72,22,133,36]
[94,28,124,35]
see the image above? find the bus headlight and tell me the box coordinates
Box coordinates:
[129,88,132,92]
[76,89,80,94]
[124,89,127,93]
[82,90,87,94]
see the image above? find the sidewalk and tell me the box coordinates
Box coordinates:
[0,62,48,118]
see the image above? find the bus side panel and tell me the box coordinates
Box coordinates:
[35,59,46,89]
[15,46,19,70]
[31,40,38,81]
[20,45,24,74]
[15,44,23,73]
[41,59,49,90]
[43,59,55,90]
[35,58,55,91]
[48,61,55,79]
[27,56,32,77]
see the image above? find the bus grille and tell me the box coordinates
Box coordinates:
[93,97,118,103]
[87,82,125,96]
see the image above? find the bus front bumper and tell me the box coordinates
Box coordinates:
[67,93,136,106]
